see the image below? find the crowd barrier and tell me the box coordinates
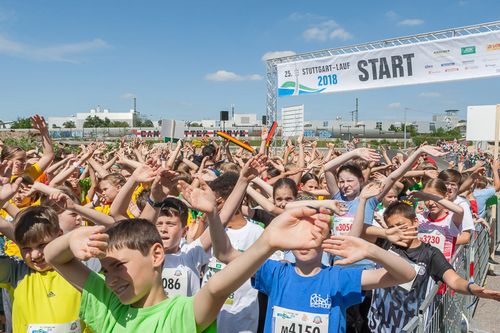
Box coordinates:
[402,197,498,333]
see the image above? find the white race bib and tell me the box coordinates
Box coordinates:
[418,229,445,253]
[332,216,353,236]
[162,267,188,297]
[273,305,328,333]
[28,320,81,333]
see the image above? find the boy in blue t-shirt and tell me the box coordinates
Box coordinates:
[179,179,417,333]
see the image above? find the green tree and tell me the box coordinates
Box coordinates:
[83,116,107,128]
[388,124,400,132]
[10,117,32,129]
[110,121,129,127]
[63,120,76,128]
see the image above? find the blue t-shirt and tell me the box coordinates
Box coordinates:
[473,187,496,218]
[252,260,364,333]
[332,192,379,225]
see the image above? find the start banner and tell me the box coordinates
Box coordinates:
[277,30,500,97]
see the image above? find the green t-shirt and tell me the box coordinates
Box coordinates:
[80,271,211,333]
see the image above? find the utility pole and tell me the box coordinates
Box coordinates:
[404,108,408,150]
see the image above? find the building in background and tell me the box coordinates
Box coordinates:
[48,106,138,129]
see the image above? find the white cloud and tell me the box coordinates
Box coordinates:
[398,19,425,26]
[419,92,441,98]
[303,20,353,42]
[205,70,262,82]
[0,34,109,62]
[388,102,401,109]
[262,51,296,61]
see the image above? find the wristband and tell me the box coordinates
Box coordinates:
[147,197,163,208]
[467,281,475,295]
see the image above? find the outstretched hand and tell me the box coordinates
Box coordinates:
[69,226,109,261]
[177,178,217,214]
[385,224,418,247]
[265,207,331,251]
[356,148,380,163]
[360,182,383,200]
[322,235,372,265]
[241,154,267,181]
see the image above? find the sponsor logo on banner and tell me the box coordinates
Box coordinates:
[462,60,475,65]
[487,43,500,51]
[433,50,450,56]
[461,46,476,55]
[465,66,479,70]
[485,63,497,68]
[441,62,456,67]
[424,64,433,69]
[428,70,441,74]
[445,68,459,72]
[482,58,499,62]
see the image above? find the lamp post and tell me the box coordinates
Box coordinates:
[404,108,408,150]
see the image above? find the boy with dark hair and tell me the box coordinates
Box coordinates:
[44,199,337,332]
[367,201,500,332]
[0,206,91,333]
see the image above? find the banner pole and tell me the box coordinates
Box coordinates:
[495,105,500,161]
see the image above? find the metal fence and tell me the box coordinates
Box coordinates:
[402,199,498,333]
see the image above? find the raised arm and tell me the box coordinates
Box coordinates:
[246,186,283,216]
[323,235,416,289]
[31,115,54,172]
[411,191,464,228]
[379,145,447,200]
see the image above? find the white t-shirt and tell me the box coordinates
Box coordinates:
[452,196,474,233]
[162,239,210,297]
[202,220,263,333]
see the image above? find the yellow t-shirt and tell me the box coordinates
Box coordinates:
[0,257,91,333]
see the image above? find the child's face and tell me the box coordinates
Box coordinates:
[337,171,361,198]
[274,187,295,209]
[385,214,418,248]
[302,179,319,193]
[382,189,399,207]
[444,181,459,201]
[423,188,444,215]
[292,247,323,264]
[101,245,164,306]
[20,234,58,272]
[155,214,185,253]
[9,151,27,176]
[99,180,120,203]
[58,210,82,234]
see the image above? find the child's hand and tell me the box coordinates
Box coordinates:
[385,225,418,246]
[49,192,76,210]
[322,235,372,265]
[419,145,447,157]
[69,226,109,260]
[355,148,380,162]
[330,201,348,216]
[131,164,159,184]
[31,114,49,136]
[241,154,267,181]
[470,285,500,302]
[265,207,331,251]
[177,178,217,214]
[360,182,383,199]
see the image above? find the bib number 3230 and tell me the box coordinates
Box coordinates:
[273,306,328,333]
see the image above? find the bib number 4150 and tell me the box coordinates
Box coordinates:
[280,323,321,333]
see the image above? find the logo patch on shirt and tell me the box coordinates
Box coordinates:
[310,293,331,309]
[47,291,55,298]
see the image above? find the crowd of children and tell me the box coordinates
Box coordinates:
[0,114,500,333]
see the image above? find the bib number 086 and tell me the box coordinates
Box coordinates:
[162,278,181,290]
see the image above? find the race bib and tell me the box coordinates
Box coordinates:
[162,267,188,297]
[332,216,353,236]
[388,250,419,292]
[418,229,445,253]
[28,320,81,333]
[273,306,328,333]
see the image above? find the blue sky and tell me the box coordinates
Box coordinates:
[0,0,498,123]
